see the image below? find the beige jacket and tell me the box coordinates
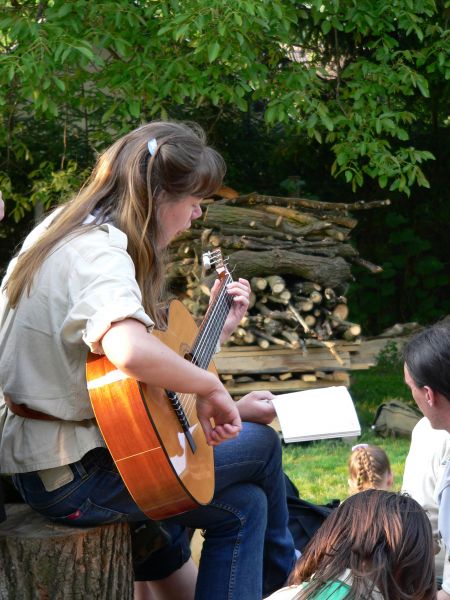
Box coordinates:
[0,214,153,473]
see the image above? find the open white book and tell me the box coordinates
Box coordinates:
[271,386,361,443]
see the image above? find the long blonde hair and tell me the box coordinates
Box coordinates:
[5,121,225,327]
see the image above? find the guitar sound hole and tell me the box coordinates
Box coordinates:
[166,390,196,454]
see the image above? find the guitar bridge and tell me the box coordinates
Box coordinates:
[166,390,197,453]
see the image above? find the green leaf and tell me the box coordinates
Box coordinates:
[53,77,66,92]
[273,4,283,19]
[208,41,220,63]
[235,96,248,111]
[57,4,72,18]
[115,39,128,57]
[75,46,94,61]
[128,100,141,118]
[416,76,430,98]
[265,104,277,124]
[61,47,72,63]
[321,20,331,35]
[313,129,322,144]
[378,175,388,188]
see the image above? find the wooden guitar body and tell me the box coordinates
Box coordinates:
[86,300,215,520]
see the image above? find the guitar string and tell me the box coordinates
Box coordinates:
[195,274,232,366]
[180,273,233,420]
[181,278,231,419]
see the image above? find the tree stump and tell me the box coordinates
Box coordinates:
[0,504,133,600]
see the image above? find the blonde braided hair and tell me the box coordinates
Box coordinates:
[348,444,391,494]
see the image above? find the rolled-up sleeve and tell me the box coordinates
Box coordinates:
[63,224,154,354]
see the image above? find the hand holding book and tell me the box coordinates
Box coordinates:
[271,386,361,443]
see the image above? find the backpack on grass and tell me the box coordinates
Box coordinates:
[284,474,339,552]
[371,399,421,438]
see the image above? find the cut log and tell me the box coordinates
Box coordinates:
[230,192,391,213]
[342,324,362,341]
[279,290,292,303]
[331,303,349,321]
[279,372,293,381]
[295,299,314,313]
[301,374,317,382]
[309,291,323,304]
[349,256,384,273]
[250,277,268,291]
[0,504,133,600]
[227,250,352,287]
[304,315,316,327]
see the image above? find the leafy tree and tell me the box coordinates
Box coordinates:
[0,1,449,332]
[1,0,448,221]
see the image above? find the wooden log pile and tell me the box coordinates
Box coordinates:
[168,192,389,394]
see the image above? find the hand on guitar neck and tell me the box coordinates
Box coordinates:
[210,277,251,343]
[101,317,242,446]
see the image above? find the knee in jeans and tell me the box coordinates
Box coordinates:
[266,425,283,452]
[254,423,282,461]
[240,485,268,527]
[207,483,268,536]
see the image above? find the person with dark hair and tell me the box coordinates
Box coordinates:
[403,319,450,599]
[347,443,393,495]
[0,121,295,600]
[267,489,436,600]
[402,416,450,598]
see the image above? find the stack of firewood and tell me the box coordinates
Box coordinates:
[168,192,389,351]
[228,274,362,349]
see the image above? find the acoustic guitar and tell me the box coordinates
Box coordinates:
[86,250,233,520]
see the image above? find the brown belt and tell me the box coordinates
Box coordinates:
[4,394,61,421]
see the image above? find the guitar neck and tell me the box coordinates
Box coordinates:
[191,272,233,370]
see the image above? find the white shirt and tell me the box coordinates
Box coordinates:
[0,213,154,473]
[438,459,450,563]
[402,417,450,593]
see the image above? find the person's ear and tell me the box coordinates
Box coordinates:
[424,386,436,407]
[386,470,394,490]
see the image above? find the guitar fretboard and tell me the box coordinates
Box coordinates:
[191,272,233,370]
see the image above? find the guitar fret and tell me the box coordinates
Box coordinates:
[192,273,233,370]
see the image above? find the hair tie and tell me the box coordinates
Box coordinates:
[148,138,158,156]
[352,443,369,451]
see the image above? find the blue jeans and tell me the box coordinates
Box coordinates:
[13,422,295,599]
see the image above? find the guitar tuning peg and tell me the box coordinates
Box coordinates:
[203,248,225,271]
[202,251,212,270]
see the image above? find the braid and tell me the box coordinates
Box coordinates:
[348,445,391,494]
[355,448,376,491]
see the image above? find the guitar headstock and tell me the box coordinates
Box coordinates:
[202,248,230,278]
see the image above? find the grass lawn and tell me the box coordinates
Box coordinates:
[281,344,419,504]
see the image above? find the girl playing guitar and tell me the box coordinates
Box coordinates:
[0,121,295,600]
